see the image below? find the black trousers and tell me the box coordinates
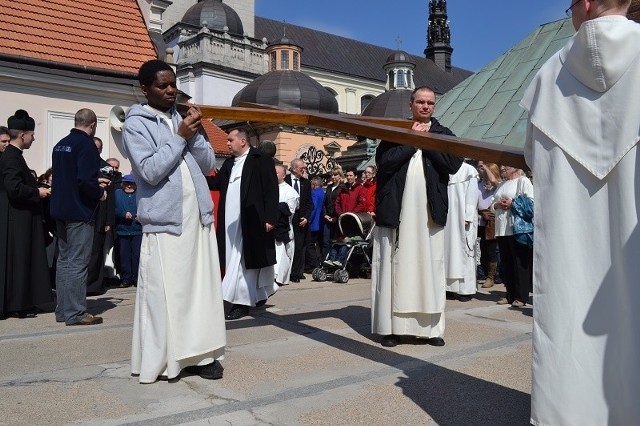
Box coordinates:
[291,226,309,278]
[305,230,323,270]
[497,236,533,303]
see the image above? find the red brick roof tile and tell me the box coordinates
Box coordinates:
[201,119,231,155]
[0,0,157,74]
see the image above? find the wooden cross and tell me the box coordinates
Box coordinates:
[192,103,527,169]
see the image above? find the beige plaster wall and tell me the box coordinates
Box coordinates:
[0,93,133,176]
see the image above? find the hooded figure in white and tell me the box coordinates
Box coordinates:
[520,3,640,425]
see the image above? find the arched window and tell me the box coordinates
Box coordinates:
[361,95,375,112]
[281,50,289,70]
[396,70,406,88]
[293,52,300,71]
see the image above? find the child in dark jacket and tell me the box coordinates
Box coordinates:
[115,174,142,287]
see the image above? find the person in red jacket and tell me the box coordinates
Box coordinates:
[324,169,366,267]
[334,169,366,216]
[361,165,377,217]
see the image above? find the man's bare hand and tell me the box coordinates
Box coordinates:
[265,223,274,232]
[98,177,111,188]
[38,187,51,198]
[412,121,430,132]
[177,105,202,141]
[299,217,308,227]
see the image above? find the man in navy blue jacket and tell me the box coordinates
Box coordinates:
[50,108,107,326]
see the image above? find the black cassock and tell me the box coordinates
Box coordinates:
[0,145,52,316]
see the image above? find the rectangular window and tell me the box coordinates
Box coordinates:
[281,50,289,70]
[270,52,277,71]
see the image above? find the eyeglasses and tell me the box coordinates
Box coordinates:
[565,0,581,17]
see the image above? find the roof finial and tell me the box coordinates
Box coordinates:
[282,19,287,38]
[395,35,403,50]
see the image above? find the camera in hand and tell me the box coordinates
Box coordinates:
[99,165,122,181]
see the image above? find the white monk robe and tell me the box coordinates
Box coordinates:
[274,181,299,285]
[132,161,226,384]
[444,163,479,295]
[222,152,277,306]
[371,150,446,338]
[521,16,640,426]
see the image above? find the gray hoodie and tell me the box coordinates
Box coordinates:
[120,104,215,235]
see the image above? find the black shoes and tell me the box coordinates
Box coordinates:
[185,360,224,380]
[225,304,250,320]
[290,274,306,283]
[255,299,267,308]
[457,295,472,302]
[426,337,445,346]
[381,335,399,347]
[380,335,445,347]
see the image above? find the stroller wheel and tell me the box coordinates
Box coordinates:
[312,267,327,281]
[334,269,350,283]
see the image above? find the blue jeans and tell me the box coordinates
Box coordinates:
[328,245,348,263]
[118,234,142,283]
[55,221,94,324]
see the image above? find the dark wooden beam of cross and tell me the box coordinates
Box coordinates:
[193,103,527,169]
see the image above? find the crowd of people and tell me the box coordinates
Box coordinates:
[2,2,639,419]
[0,66,534,358]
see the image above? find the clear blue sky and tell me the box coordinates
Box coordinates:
[255,0,568,72]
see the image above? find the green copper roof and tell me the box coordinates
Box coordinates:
[437,18,575,148]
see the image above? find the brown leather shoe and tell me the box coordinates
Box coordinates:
[67,314,103,326]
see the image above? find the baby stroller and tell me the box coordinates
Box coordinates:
[312,212,375,283]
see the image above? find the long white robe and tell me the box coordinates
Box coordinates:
[444,163,479,295]
[371,150,445,338]
[131,161,226,383]
[521,16,640,426]
[274,182,299,285]
[222,153,277,306]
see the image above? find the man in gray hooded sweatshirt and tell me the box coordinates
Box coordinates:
[520,1,640,424]
[121,60,226,384]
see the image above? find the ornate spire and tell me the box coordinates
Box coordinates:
[424,0,453,72]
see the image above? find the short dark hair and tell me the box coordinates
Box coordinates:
[410,86,436,102]
[138,60,174,87]
[258,140,276,158]
[75,108,97,127]
[0,126,8,137]
[231,127,249,141]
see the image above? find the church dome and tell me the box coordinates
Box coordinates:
[182,0,244,35]
[361,89,413,119]
[385,50,415,66]
[232,70,338,114]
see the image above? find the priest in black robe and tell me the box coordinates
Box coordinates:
[0,110,53,319]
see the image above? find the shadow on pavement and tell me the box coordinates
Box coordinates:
[228,305,530,425]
